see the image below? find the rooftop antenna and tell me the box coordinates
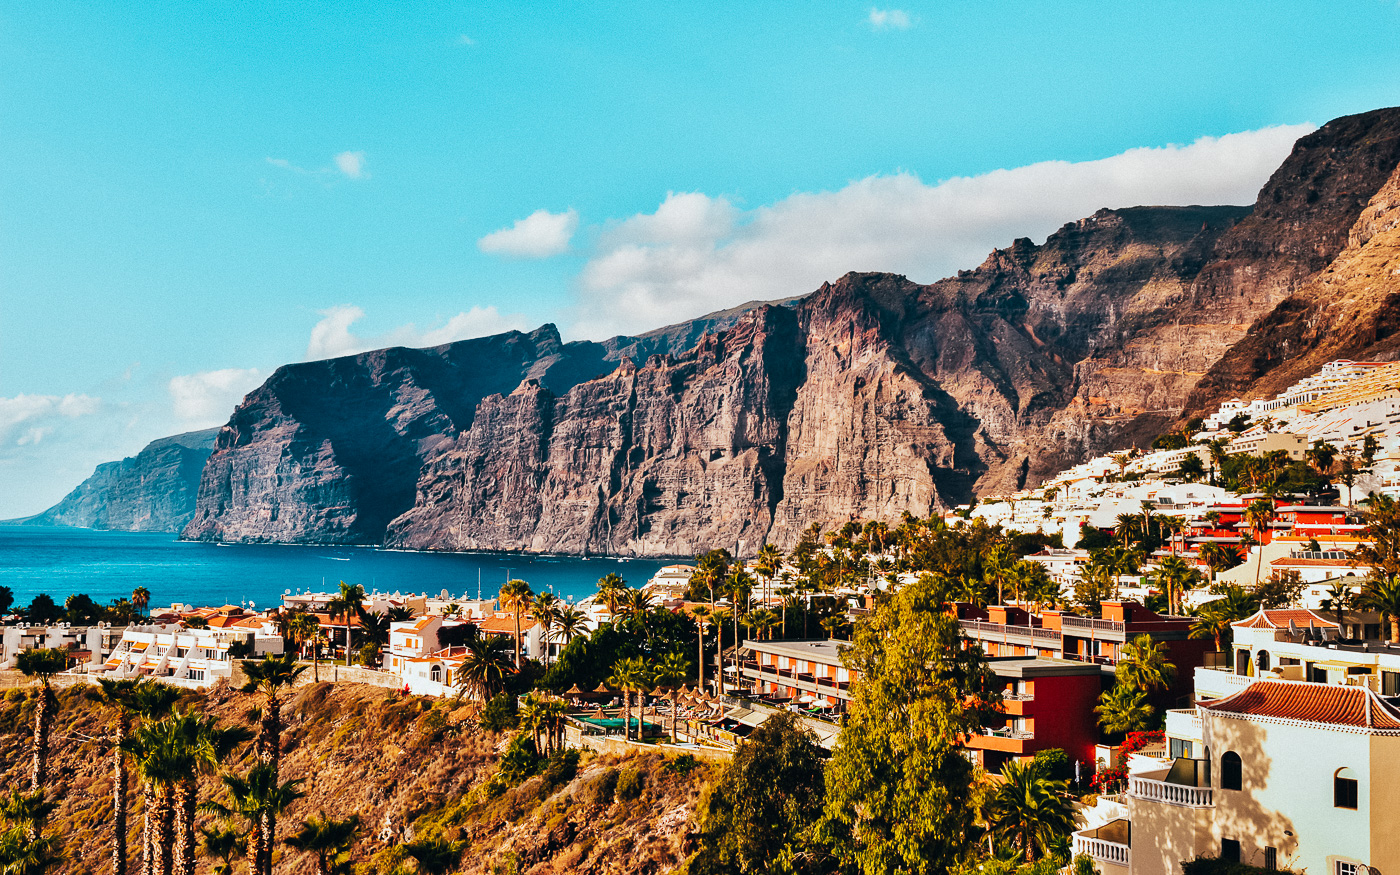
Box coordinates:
[477,569,482,601]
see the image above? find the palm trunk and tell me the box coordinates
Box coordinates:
[246,821,263,875]
[514,612,523,668]
[261,809,275,875]
[1392,617,1399,646]
[142,782,156,875]
[671,695,678,744]
[173,777,197,875]
[113,719,129,875]
[30,683,53,792]
[158,787,174,875]
[697,626,705,696]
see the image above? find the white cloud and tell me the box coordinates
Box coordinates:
[869,7,913,30]
[0,393,101,443]
[457,34,476,46]
[168,369,264,425]
[569,123,1315,338]
[334,150,367,180]
[305,305,531,360]
[478,208,579,258]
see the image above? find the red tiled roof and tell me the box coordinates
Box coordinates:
[1234,609,1339,629]
[1200,680,1400,730]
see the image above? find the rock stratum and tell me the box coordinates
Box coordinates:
[12,429,218,533]
[69,107,1399,554]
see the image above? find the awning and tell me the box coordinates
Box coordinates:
[736,711,768,728]
[1313,661,1363,672]
[725,708,754,721]
[798,694,817,704]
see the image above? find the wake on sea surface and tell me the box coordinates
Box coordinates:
[0,525,669,610]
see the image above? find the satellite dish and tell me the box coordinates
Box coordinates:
[440,589,450,600]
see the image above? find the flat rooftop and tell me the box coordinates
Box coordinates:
[744,638,847,663]
[986,656,1103,677]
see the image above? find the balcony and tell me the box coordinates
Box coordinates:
[1165,708,1202,742]
[1129,774,1213,808]
[1072,833,1130,868]
[1062,616,1126,635]
[1194,667,1252,700]
[958,620,1062,645]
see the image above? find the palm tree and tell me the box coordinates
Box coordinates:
[123,718,182,875]
[499,579,534,668]
[756,543,785,610]
[0,788,56,852]
[596,573,626,616]
[401,837,466,875]
[240,653,305,873]
[608,656,648,742]
[132,586,152,619]
[16,648,69,792]
[87,678,145,875]
[651,652,689,744]
[984,543,1013,604]
[987,758,1076,862]
[1191,588,1256,653]
[1197,541,1235,584]
[358,611,393,666]
[329,581,367,666]
[1243,499,1277,587]
[1361,574,1400,644]
[1147,556,1202,616]
[0,822,63,875]
[1322,580,1355,631]
[1115,634,1176,692]
[1308,439,1338,476]
[173,714,253,875]
[127,682,182,874]
[199,826,245,875]
[455,636,515,701]
[519,692,548,754]
[1095,684,1154,735]
[532,592,559,667]
[202,763,305,875]
[550,606,588,654]
[288,612,322,681]
[691,606,712,695]
[285,813,360,875]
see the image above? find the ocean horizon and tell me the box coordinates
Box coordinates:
[0,525,673,613]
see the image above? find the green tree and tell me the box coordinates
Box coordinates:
[1243,499,1277,588]
[532,591,560,667]
[816,575,1000,874]
[1361,574,1400,644]
[240,653,306,875]
[288,612,322,681]
[16,648,69,792]
[328,581,367,667]
[285,814,360,875]
[651,651,690,744]
[132,586,152,618]
[1357,493,1400,578]
[690,712,826,875]
[1095,684,1153,735]
[986,758,1075,862]
[499,578,535,668]
[200,825,246,875]
[86,678,146,875]
[455,636,515,701]
[1190,587,1257,652]
[597,572,628,615]
[202,762,305,875]
[608,656,649,742]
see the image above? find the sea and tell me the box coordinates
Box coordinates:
[0,526,672,612]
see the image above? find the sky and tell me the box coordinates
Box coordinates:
[2,2,1400,518]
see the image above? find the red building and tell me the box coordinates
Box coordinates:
[965,656,1103,773]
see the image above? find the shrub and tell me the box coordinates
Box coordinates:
[498,733,542,785]
[480,693,518,732]
[580,768,619,807]
[664,753,699,776]
[1181,856,1299,875]
[1032,747,1072,781]
[614,767,645,802]
[540,748,581,790]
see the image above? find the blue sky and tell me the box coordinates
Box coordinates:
[3,1,1400,517]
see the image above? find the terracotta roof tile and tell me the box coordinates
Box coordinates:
[1200,680,1400,730]
[1234,609,1339,629]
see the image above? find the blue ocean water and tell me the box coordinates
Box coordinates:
[0,526,670,611]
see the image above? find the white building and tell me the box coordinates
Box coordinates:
[103,622,283,688]
[1,623,125,672]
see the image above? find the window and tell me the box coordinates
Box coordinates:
[1170,738,1191,759]
[1264,847,1277,870]
[1337,862,1361,875]
[1335,768,1359,809]
[1384,671,1400,697]
[430,665,442,682]
[1221,752,1242,790]
[1222,839,1241,863]
[1256,650,1271,671]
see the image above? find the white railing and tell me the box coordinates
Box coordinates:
[1129,775,1213,807]
[1073,834,1130,868]
[1194,667,1251,698]
[1165,708,1202,739]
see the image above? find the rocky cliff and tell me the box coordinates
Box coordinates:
[183,107,1400,555]
[15,429,218,532]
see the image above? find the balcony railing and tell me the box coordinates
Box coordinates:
[1129,775,1213,808]
[1072,834,1130,868]
[975,727,1033,740]
[1062,616,1127,634]
[959,620,1062,642]
[1002,692,1035,701]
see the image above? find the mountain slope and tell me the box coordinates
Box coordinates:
[12,429,218,533]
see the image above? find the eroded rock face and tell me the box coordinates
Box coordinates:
[19,430,218,532]
[185,108,1400,554]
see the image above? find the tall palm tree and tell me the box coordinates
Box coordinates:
[454,636,515,701]
[1361,574,1400,644]
[285,813,360,875]
[987,758,1076,862]
[173,714,253,875]
[519,692,547,754]
[1115,635,1176,692]
[123,718,182,875]
[357,611,392,666]
[288,613,322,682]
[550,606,589,655]
[202,763,305,875]
[127,682,182,875]
[690,606,712,695]
[1148,556,1202,616]
[0,822,64,875]
[132,586,152,619]
[596,572,626,616]
[1322,580,1356,631]
[1243,499,1277,587]
[240,653,305,874]
[1197,541,1235,584]
[984,543,1013,604]
[651,652,689,744]
[499,579,535,668]
[88,678,145,875]
[756,543,785,611]
[0,788,56,851]
[400,837,466,875]
[16,648,69,793]
[329,581,367,667]
[1190,588,1256,653]
[532,592,559,667]
[608,656,648,742]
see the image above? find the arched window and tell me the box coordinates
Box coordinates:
[430,665,442,682]
[1256,650,1271,672]
[1335,767,1359,809]
[1221,751,1242,790]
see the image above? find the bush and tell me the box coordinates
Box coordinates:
[580,768,619,807]
[614,767,645,802]
[540,748,581,790]
[498,733,542,785]
[1032,748,1072,782]
[664,753,699,776]
[1181,856,1299,875]
[480,693,518,732]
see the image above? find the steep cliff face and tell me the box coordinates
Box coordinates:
[185,107,1400,554]
[17,429,217,532]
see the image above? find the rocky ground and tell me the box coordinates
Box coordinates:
[0,681,711,874]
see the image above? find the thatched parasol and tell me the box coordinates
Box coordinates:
[593,682,612,694]
[565,684,585,696]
